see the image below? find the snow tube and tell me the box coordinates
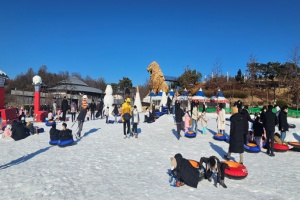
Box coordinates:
[188,160,199,168]
[49,140,59,145]
[185,131,196,138]
[244,143,260,153]
[225,136,230,143]
[288,124,296,129]
[58,139,74,147]
[46,120,56,126]
[36,127,44,133]
[213,133,226,141]
[223,161,248,179]
[108,120,115,124]
[274,143,289,152]
[288,142,300,152]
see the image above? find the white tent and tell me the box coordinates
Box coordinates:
[210,89,230,108]
[134,86,143,112]
[190,88,207,102]
[142,90,156,104]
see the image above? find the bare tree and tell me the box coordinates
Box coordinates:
[287,46,300,110]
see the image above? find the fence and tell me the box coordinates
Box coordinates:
[200,107,300,117]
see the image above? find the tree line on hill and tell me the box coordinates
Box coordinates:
[4,47,300,108]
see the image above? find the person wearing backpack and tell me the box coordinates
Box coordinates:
[121,98,132,139]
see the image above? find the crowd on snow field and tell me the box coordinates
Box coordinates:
[0,96,293,189]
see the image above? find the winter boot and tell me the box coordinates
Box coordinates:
[219,180,227,188]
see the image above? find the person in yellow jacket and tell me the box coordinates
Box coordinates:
[122,98,132,139]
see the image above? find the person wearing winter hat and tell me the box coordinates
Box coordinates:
[121,98,132,139]
[224,107,244,164]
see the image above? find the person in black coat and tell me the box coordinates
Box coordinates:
[50,123,60,141]
[167,96,172,114]
[76,106,87,138]
[199,156,229,188]
[98,100,104,118]
[263,105,278,157]
[253,116,265,148]
[240,106,254,144]
[175,102,184,140]
[171,153,200,188]
[260,106,267,123]
[61,96,69,121]
[90,99,96,120]
[59,123,73,141]
[11,120,30,141]
[278,105,289,142]
[224,107,244,164]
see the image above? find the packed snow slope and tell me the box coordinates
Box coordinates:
[0,113,299,200]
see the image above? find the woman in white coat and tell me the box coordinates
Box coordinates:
[217,104,226,135]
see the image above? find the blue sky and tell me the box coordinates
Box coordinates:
[1,0,299,86]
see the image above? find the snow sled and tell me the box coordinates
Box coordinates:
[288,142,300,152]
[223,161,248,179]
[46,120,56,126]
[58,139,74,147]
[213,133,226,141]
[184,131,196,138]
[288,124,296,129]
[274,143,289,152]
[244,143,260,153]
[49,139,59,145]
[36,127,44,133]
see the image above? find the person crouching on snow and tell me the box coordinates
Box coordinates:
[170,153,200,188]
[59,123,73,141]
[199,156,229,188]
[131,105,140,138]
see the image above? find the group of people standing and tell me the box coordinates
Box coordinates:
[174,100,209,140]
[225,102,289,164]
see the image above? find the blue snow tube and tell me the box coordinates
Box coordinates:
[225,136,230,143]
[46,120,56,127]
[58,139,74,147]
[185,131,196,138]
[35,127,44,133]
[213,133,226,141]
[108,120,115,124]
[244,143,260,153]
[49,140,59,145]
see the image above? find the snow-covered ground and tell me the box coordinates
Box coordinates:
[0,113,299,200]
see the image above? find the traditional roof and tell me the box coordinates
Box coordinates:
[48,76,103,94]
